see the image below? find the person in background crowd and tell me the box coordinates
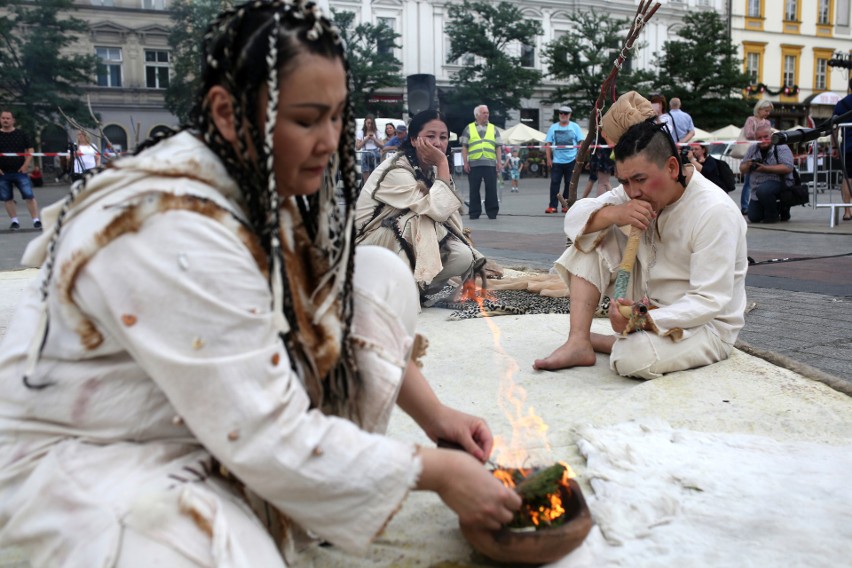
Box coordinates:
[740,124,794,224]
[685,142,736,194]
[544,105,583,213]
[382,123,407,158]
[381,122,397,146]
[356,114,383,184]
[649,93,672,134]
[739,99,774,215]
[0,110,40,230]
[71,130,100,182]
[581,145,615,198]
[667,98,695,144]
[833,78,852,221]
[504,148,523,193]
[0,2,519,564]
[460,105,502,220]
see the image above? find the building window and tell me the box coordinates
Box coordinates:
[747,0,761,17]
[377,17,395,57]
[785,0,798,21]
[840,0,850,26]
[520,44,535,68]
[96,47,122,88]
[780,45,802,95]
[90,0,115,6]
[783,55,795,86]
[743,41,767,85]
[819,0,831,23]
[746,52,760,83]
[815,58,828,90]
[142,0,167,9]
[145,50,170,89]
[814,49,833,90]
[102,124,128,155]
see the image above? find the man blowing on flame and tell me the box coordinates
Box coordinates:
[534,92,747,379]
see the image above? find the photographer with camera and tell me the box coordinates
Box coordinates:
[739,124,794,223]
[684,143,736,193]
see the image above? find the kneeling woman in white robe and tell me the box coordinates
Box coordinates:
[0,2,520,565]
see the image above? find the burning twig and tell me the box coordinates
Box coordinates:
[559,0,661,210]
[492,462,573,530]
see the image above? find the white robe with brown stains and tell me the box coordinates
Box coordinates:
[0,132,421,566]
[554,169,748,379]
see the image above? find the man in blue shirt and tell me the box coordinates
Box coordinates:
[833,79,852,221]
[545,106,583,213]
[381,124,407,157]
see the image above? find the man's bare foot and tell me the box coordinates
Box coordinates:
[533,340,597,371]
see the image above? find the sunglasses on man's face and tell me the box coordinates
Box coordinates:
[559,112,569,115]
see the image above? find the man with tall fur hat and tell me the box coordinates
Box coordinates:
[534,92,747,379]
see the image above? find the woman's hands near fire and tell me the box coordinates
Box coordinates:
[402,360,520,529]
[417,448,522,530]
[397,360,493,462]
[427,406,494,463]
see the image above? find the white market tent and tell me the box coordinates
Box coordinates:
[692,127,714,141]
[500,123,547,146]
[709,124,742,141]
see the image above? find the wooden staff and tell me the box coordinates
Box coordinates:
[614,226,643,319]
[557,0,661,211]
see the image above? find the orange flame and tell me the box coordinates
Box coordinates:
[459,279,552,468]
[468,277,578,527]
[456,279,495,303]
[490,462,575,527]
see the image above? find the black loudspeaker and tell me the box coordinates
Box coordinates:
[407,74,437,117]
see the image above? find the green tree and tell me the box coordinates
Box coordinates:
[0,0,97,137]
[443,0,542,130]
[331,9,403,118]
[654,10,752,130]
[542,11,655,122]
[165,0,231,124]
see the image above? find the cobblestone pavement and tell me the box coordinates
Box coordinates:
[2,176,851,388]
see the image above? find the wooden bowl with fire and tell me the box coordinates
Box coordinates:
[460,463,592,565]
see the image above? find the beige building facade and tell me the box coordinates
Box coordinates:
[64,0,177,154]
[733,0,852,128]
[30,0,851,153]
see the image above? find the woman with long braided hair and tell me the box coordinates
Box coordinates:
[0,1,519,564]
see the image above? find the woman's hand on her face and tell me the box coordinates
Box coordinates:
[417,448,522,530]
[411,136,448,167]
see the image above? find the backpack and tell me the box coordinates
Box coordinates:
[780,166,809,206]
[770,146,809,206]
[714,158,736,193]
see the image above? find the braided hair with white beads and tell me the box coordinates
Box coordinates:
[23,0,364,420]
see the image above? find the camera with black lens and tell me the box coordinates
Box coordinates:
[748,157,764,171]
[679,146,691,164]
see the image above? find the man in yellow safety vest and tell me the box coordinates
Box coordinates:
[460,105,503,220]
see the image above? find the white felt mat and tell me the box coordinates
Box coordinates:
[551,419,852,567]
